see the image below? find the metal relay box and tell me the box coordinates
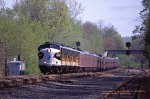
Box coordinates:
[7,59,25,76]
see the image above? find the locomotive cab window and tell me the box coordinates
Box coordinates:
[54,52,61,60]
[38,43,60,51]
[50,44,60,50]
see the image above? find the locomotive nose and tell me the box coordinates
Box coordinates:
[38,52,44,60]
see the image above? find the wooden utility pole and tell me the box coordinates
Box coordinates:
[0,41,6,76]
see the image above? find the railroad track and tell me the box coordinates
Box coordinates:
[0,68,124,88]
[0,67,145,88]
[103,71,150,99]
[0,68,149,99]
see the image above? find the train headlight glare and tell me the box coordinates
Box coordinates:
[44,62,46,63]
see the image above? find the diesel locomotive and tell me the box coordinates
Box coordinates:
[38,42,119,74]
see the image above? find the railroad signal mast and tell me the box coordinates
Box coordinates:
[126,42,131,55]
[126,42,131,71]
[76,41,80,50]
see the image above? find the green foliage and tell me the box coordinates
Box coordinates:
[133,0,150,65]
[118,55,141,68]
[81,21,104,54]
[0,0,85,74]
[0,8,42,74]
[141,0,150,64]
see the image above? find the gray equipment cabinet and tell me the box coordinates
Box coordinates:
[7,60,25,76]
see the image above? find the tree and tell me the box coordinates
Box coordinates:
[0,0,84,74]
[14,0,47,21]
[81,21,104,54]
[0,0,4,9]
[141,0,150,67]
[102,25,125,50]
[134,0,150,68]
[66,0,83,21]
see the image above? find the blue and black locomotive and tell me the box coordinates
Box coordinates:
[38,42,119,74]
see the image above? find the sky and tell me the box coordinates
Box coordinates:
[5,0,143,37]
[76,0,143,37]
[5,0,15,8]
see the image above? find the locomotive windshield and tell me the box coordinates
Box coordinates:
[38,43,60,51]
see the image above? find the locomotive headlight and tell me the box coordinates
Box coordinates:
[47,48,51,52]
[44,62,47,63]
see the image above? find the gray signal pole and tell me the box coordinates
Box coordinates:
[126,42,131,73]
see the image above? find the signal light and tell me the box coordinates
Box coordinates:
[126,42,131,48]
[126,50,130,55]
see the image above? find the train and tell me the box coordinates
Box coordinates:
[38,42,119,74]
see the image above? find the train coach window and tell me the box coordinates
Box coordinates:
[54,52,61,60]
